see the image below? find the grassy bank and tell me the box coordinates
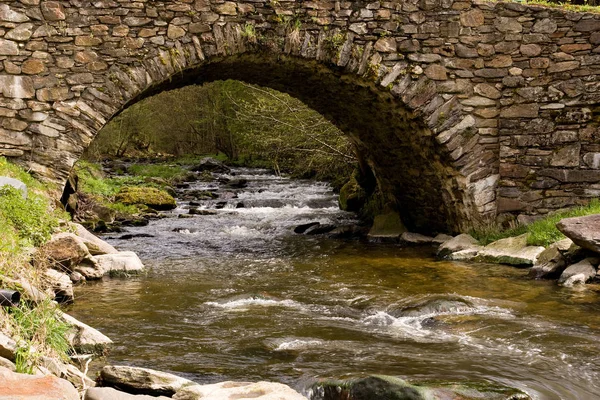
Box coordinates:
[0,157,72,373]
[472,199,600,247]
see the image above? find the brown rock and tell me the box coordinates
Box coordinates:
[500,103,539,118]
[460,9,484,27]
[0,367,78,400]
[557,214,600,254]
[21,59,45,74]
[375,37,396,52]
[41,1,66,21]
[424,64,447,80]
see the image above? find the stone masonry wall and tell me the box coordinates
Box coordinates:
[0,0,599,232]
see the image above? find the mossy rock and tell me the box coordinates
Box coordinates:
[312,376,531,400]
[339,175,367,212]
[115,186,176,210]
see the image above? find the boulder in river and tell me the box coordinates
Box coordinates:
[529,239,572,279]
[190,157,231,174]
[85,387,171,400]
[310,375,531,400]
[294,222,320,234]
[476,234,544,267]
[558,258,599,286]
[399,232,434,246]
[557,214,600,254]
[305,224,337,235]
[225,178,248,189]
[100,365,195,397]
[60,312,113,355]
[115,186,176,210]
[437,233,479,258]
[173,381,307,400]
[0,366,79,400]
[94,251,145,275]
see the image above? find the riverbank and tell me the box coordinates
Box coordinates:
[2,156,600,398]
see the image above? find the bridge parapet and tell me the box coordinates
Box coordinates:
[0,0,599,231]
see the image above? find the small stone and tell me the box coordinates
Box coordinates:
[548,61,579,73]
[474,83,501,99]
[167,24,186,39]
[424,64,447,80]
[41,1,66,21]
[532,18,557,34]
[520,44,541,57]
[375,37,396,52]
[0,76,35,99]
[215,2,237,15]
[495,17,522,33]
[460,9,484,27]
[500,104,539,118]
[5,23,34,41]
[21,59,45,74]
[0,39,19,56]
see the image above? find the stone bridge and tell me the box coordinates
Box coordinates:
[1,0,600,233]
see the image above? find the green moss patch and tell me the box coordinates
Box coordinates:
[115,186,176,210]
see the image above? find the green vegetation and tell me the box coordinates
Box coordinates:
[499,0,600,13]
[472,199,600,247]
[7,300,71,374]
[0,157,73,374]
[115,186,176,210]
[85,80,356,189]
[127,164,188,181]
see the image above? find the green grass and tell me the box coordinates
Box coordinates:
[7,300,72,374]
[498,0,600,14]
[472,199,600,247]
[127,164,187,180]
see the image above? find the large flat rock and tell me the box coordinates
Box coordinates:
[173,381,308,400]
[85,387,170,400]
[60,312,112,355]
[0,366,79,400]
[100,365,194,397]
[557,214,600,254]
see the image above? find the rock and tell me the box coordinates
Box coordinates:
[85,387,171,400]
[100,365,195,397]
[225,179,248,189]
[559,258,598,285]
[305,224,337,235]
[0,176,27,198]
[529,242,567,279]
[446,248,482,261]
[0,332,17,361]
[39,232,91,273]
[188,208,217,215]
[115,187,176,210]
[294,222,320,234]
[431,233,452,245]
[71,223,118,255]
[367,211,407,243]
[173,381,307,400]
[328,225,365,239]
[437,233,479,258]
[477,234,545,267]
[60,312,112,355]
[0,366,79,400]
[1,277,50,303]
[0,356,15,371]
[39,356,95,390]
[94,251,144,275]
[311,375,530,400]
[399,232,434,245]
[339,175,366,212]
[73,258,104,281]
[190,158,230,174]
[557,214,600,254]
[42,268,74,303]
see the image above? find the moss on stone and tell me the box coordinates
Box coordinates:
[339,174,367,212]
[115,186,176,210]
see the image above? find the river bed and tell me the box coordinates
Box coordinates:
[68,168,600,399]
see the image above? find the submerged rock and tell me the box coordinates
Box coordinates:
[310,375,530,400]
[0,366,79,400]
[173,381,307,400]
[305,224,337,235]
[100,365,195,397]
[557,215,600,254]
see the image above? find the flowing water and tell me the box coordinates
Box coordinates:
[68,168,600,399]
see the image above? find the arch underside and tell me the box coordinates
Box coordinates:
[37,54,473,233]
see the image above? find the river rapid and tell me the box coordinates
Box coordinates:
[68,167,600,399]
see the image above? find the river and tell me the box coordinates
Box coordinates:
[67,167,600,399]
